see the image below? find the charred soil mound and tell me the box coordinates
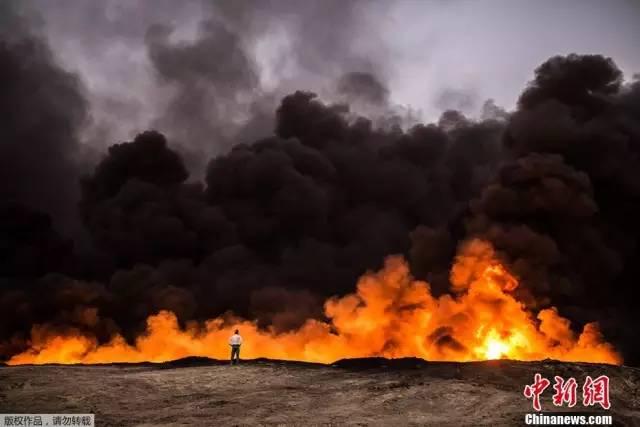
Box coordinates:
[1,358,638,426]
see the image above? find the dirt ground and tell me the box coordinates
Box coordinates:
[1,357,638,426]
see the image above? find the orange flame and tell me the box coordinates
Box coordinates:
[7,239,621,365]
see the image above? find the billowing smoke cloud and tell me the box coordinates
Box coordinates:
[25,0,393,176]
[337,72,390,106]
[2,2,640,366]
[65,90,501,337]
[145,19,262,173]
[0,1,88,357]
[0,80,505,361]
[143,0,395,174]
[457,55,640,362]
[0,2,89,238]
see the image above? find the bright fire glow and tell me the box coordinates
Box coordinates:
[7,239,622,366]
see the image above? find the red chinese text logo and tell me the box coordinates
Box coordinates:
[523,374,610,411]
[583,375,611,410]
[552,376,578,408]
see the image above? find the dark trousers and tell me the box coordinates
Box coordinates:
[230,345,241,364]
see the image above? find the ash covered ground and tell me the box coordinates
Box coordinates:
[1,358,638,426]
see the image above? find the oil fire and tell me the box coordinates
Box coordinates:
[7,239,621,365]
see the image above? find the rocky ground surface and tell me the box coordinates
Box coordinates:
[0,357,638,426]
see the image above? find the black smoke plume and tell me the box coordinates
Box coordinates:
[461,55,640,362]
[0,2,88,238]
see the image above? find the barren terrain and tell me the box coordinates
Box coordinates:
[1,358,639,426]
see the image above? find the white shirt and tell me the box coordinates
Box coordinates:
[229,334,243,346]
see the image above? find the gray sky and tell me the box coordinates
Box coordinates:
[24,0,640,147]
[384,0,640,119]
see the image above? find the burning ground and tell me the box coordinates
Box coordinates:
[2,1,640,367]
[5,240,621,365]
[1,358,639,426]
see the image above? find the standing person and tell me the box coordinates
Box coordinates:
[229,329,243,365]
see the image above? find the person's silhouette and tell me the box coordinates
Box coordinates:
[228,329,243,365]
